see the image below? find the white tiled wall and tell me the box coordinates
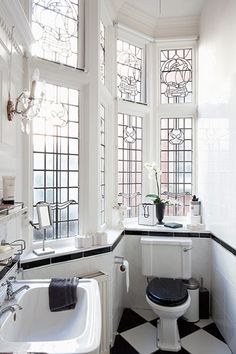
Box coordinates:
[198,0,236,351]
[198,0,236,249]
[0,215,25,245]
[211,242,236,353]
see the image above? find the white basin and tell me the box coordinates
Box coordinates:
[0,279,101,354]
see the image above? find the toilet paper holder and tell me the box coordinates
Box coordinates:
[114,256,126,271]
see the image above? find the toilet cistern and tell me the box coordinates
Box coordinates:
[141,236,192,352]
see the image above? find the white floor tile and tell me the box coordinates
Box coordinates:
[121,323,157,354]
[132,308,157,321]
[195,318,213,328]
[181,329,232,354]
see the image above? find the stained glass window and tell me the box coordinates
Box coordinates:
[118,113,143,217]
[32,0,80,67]
[117,40,144,103]
[160,117,193,216]
[160,48,192,104]
[33,83,79,240]
[100,21,105,84]
[100,104,105,225]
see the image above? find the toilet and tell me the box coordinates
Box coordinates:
[141,236,192,352]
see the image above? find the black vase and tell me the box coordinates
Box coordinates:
[156,203,165,224]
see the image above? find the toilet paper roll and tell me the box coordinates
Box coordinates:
[84,235,93,248]
[96,232,108,245]
[120,260,130,293]
[75,235,85,248]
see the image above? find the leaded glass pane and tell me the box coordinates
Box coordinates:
[160,48,192,104]
[100,104,105,225]
[117,40,144,103]
[160,117,193,216]
[32,83,79,240]
[100,21,105,84]
[32,0,80,67]
[118,113,143,217]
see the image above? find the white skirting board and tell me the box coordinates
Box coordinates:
[81,271,109,354]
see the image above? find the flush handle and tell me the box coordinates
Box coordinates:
[183,247,192,252]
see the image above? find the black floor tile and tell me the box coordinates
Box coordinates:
[203,322,226,343]
[152,348,191,354]
[151,317,199,339]
[110,334,139,354]
[177,317,200,338]
[117,308,147,333]
[150,317,159,327]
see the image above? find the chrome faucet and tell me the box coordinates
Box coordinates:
[0,304,22,319]
[1,276,29,301]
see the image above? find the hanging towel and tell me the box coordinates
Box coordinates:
[49,277,79,312]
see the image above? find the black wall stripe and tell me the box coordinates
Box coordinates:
[1,230,236,275]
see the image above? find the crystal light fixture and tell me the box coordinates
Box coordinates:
[7,68,44,134]
[7,27,44,134]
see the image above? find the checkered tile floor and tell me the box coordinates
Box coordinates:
[111,308,232,354]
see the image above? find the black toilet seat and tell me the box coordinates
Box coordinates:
[146,278,188,307]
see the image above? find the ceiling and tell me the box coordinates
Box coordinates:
[112,0,205,18]
[111,0,206,38]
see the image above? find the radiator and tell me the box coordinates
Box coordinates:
[82,271,109,354]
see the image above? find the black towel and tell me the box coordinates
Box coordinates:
[49,277,79,312]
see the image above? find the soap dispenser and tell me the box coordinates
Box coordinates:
[190,195,201,216]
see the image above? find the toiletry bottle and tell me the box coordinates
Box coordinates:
[2,176,16,204]
[190,195,201,216]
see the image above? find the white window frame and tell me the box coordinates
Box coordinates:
[30,0,85,69]
[155,40,198,217]
[117,26,147,104]
[115,32,197,220]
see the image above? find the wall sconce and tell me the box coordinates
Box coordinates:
[6,26,44,134]
[7,68,44,133]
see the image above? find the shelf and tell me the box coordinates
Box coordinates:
[0,205,27,224]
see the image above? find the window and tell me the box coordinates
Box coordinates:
[100,104,105,225]
[33,82,79,240]
[117,39,144,103]
[117,113,143,217]
[100,21,105,84]
[32,0,82,68]
[160,48,192,104]
[160,117,193,216]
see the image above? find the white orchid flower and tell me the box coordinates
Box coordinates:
[144,161,163,199]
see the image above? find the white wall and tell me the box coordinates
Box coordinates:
[198,0,236,248]
[0,7,26,245]
[198,0,236,351]
[211,242,236,353]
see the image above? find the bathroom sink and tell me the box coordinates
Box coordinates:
[0,278,101,354]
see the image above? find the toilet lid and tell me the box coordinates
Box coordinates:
[146,278,188,307]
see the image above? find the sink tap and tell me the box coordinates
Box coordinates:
[0,304,22,319]
[1,277,29,301]
[6,284,30,300]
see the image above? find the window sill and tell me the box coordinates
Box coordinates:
[21,229,124,265]
[124,217,210,234]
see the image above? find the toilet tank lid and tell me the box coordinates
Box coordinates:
[140,236,192,246]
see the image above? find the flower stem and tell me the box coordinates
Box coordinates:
[155,171,160,196]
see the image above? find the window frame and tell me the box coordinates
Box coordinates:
[32,82,80,241]
[30,0,85,70]
[156,40,198,216]
[115,34,197,220]
[117,27,147,104]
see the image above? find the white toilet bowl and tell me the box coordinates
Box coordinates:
[146,278,191,352]
[141,237,193,352]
